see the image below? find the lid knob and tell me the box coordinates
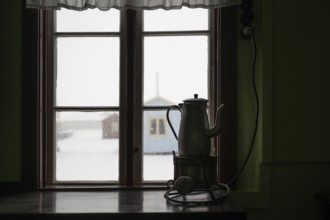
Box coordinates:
[194,94,198,99]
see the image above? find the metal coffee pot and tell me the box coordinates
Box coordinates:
[166,94,225,157]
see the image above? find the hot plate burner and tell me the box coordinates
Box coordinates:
[164,152,230,205]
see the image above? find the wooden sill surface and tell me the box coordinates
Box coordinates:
[0,189,246,219]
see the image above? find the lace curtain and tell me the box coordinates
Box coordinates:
[26,0,242,11]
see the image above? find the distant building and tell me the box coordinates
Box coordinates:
[102,113,119,139]
[143,96,180,154]
[57,96,181,154]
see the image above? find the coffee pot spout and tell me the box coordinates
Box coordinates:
[206,103,225,137]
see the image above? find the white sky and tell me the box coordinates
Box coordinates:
[55,8,209,112]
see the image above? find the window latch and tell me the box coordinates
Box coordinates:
[134,147,140,159]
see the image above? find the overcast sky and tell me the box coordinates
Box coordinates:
[55,8,209,118]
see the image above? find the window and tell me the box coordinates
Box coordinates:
[149,118,166,135]
[37,7,237,188]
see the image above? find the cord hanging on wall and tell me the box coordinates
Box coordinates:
[240,0,254,39]
[226,0,259,187]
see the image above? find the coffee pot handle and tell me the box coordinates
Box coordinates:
[166,105,181,140]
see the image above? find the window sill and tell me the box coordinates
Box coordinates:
[40,183,169,190]
[0,189,246,220]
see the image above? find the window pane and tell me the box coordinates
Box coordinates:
[144,8,208,31]
[56,111,119,181]
[159,119,165,135]
[150,119,157,135]
[56,8,120,32]
[143,36,208,105]
[143,110,180,181]
[56,37,119,107]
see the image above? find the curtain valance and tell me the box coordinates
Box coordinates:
[26,0,242,11]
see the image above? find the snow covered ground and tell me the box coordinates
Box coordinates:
[56,129,174,181]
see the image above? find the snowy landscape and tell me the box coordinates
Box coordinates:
[56,129,174,181]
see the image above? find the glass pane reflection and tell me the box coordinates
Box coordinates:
[56,111,119,181]
[56,37,120,107]
[143,36,208,106]
[56,8,120,32]
[144,8,208,31]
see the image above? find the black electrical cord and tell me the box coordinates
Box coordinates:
[227,28,259,187]
[164,183,230,205]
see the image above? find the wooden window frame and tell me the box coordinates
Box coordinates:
[22,6,237,190]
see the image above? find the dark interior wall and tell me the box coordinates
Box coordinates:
[271,0,330,163]
[0,0,22,182]
[247,0,330,219]
[270,0,330,219]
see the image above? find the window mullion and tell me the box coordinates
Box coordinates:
[119,10,130,186]
[119,9,143,186]
[132,10,143,186]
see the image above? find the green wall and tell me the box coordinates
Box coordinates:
[268,0,330,219]
[271,0,330,163]
[0,1,22,181]
[237,0,330,219]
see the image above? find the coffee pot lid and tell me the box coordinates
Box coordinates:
[182,94,208,103]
